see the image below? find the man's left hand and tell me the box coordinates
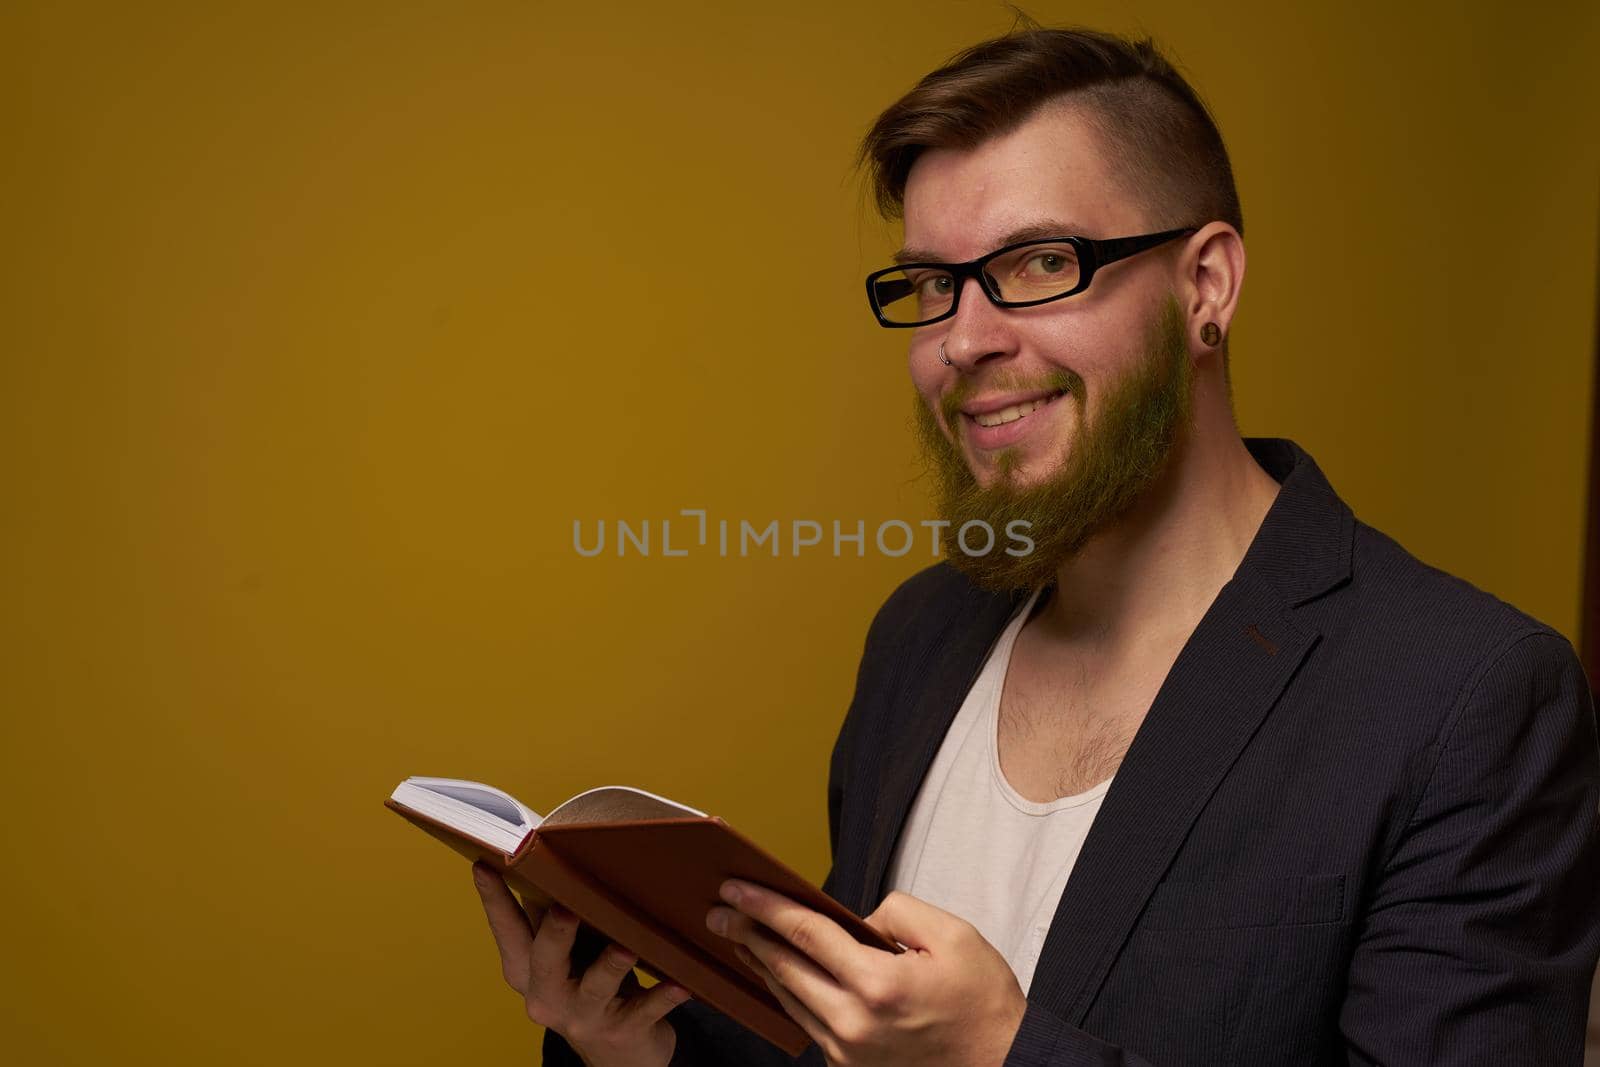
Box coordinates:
[705,879,1027,1066]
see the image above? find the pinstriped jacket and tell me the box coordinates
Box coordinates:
[546,436,1600,1065]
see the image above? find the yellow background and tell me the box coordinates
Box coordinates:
[3,1,1597,1063]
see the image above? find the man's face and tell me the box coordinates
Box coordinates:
[901,101,1196,589]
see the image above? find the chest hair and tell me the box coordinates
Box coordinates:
[995,635,1171,802]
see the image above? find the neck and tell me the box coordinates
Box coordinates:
[1035,426,1282,655]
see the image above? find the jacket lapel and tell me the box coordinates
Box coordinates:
[1022,571,1319,1024]
[854,581,1029,914]
[1025,436,1355,1024]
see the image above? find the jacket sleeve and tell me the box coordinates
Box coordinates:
[540,996,805,1066]
[1335,629,1600,1064]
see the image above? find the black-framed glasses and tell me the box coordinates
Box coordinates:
[864,226,1198,328]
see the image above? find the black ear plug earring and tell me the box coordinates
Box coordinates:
[1201,322,1221,346]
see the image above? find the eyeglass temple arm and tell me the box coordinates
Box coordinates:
[1087,227,1200,270]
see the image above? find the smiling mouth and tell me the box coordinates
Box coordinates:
[968,389,1069,429]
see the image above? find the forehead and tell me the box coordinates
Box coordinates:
[900,101,1138,261]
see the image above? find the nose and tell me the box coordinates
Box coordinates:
[939,275,1016,372]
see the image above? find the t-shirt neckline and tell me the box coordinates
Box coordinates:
[984,585,1115,815]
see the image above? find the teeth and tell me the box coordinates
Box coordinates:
[974,393,1060,428]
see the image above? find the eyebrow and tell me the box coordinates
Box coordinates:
[892,221,1089,265]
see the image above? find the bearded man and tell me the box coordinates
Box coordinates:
[481,23,1600,1067]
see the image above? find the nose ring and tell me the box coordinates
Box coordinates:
[939,341,952,366]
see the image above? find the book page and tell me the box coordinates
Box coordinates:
[408,779,540,826]
[541,785,707,827]
[391,778,542,853]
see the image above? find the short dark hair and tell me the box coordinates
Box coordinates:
[856,20,1244,240]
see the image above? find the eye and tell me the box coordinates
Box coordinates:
[1023,251,1074,276]
[908,272,954,298]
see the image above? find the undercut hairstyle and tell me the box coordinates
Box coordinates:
[855,19,1243,241]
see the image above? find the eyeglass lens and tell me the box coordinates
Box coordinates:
[872,241,1081,325]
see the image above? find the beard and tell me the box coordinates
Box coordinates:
[911,292,1195,592]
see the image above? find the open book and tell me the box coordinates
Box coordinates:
[386,776,902,1056]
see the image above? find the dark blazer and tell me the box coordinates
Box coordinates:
[546,436,1600,1065]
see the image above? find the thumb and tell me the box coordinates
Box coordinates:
[863,890,949,952]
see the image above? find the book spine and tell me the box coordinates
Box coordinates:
[509,835,810,1058]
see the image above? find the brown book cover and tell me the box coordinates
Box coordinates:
[386,780,903,1057]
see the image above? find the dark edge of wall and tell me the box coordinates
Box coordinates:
[1580,196,1600,1060]
[1582,196,1600,700]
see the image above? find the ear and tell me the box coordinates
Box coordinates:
[1177,221,1245,355]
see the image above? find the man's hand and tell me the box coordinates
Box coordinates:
[473,862,691,1067]
[705,880,1027,1066]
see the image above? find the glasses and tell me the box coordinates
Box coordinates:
[864,226,1198,328]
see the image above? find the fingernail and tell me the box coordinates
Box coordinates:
[666,986,692,1004]
[472,864,491,887]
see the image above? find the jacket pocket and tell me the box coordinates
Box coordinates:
[1139,873,1347,930]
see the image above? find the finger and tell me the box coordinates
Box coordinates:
[473,863,535,990]
[574,943,637,1012]
[718,880,870,989]
[528,902,581,992]
[711,905,853,1030]
[736,944,836,1055]
[619,979,694,1029]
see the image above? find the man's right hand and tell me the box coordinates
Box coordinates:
[472,861,691,1067]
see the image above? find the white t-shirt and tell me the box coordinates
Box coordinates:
[882,585,1112,994]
